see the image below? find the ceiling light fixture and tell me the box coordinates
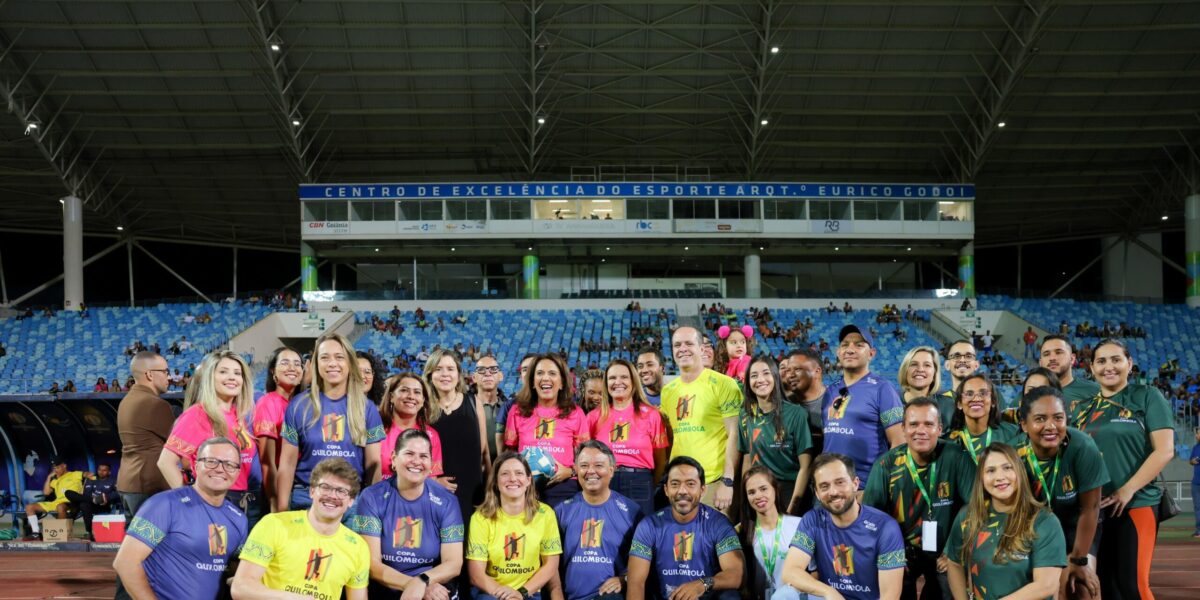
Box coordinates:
[770,46,780,54]
[292,118,301,127]
[536,116,546,125]
[760,118,769,126]
[116,226,124,231]
[1162,215,1169,221]
[24,121,39,135]
[997,121,1006,128]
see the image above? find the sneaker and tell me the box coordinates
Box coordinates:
[1193,532,1200,539]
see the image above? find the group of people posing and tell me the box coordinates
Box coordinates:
[99,317,1172,600]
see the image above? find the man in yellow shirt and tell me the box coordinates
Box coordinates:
[24,457,84,536]
[232,458,370,600]
[660,326,743,515]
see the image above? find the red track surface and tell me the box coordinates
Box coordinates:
[0,539,1196,599]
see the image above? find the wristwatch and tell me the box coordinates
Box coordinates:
[1069,555,1089,566]
[701,577,715,593]
[417,573,431,585]
[720,476,735,487]
[517,586,530,598]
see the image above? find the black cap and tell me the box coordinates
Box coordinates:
[50,456,68,466]
[838,323,874,347]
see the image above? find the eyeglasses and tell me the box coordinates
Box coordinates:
[833,387,849,411]
[962,389,992,399]
[147,369,170,374]
[948,353,977,361]
[313,482,353,498]
[197,457,240,473]
[476,366,501,374]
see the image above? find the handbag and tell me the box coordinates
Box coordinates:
[1157,475,1180,523]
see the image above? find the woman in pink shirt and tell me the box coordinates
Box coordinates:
[159,350,261,525]
[504,352,590,507]
[586,358,668,515]
[252,346,303,509]
[378,371,445,480]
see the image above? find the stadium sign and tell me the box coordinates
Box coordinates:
[301,182,975,201]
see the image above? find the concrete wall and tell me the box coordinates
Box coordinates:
[228,311,357,367]
[1102,233,1163,300]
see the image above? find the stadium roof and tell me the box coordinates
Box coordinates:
[1,0,1197,251]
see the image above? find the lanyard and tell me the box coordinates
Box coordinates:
[1025,446,1061,506]
[755,522,785,579]
[960,427,991,464]
[904,448,937,517]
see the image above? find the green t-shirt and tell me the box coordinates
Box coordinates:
[1068,384,1172,509]
[945,508,1066,600]
[1012,428,1109,539]
[947,421,1021,465]
[737,401,812,482]
[1061,377,1101,405]
[863,439,976,552]
[937,391,957,430]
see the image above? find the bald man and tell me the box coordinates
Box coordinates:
[117,351,175,519]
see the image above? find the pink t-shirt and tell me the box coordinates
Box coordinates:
[252,391,290,467]
[380,423,444,479]
[165,404,256,491]
[587,403,668,470]
[505,404,590,468]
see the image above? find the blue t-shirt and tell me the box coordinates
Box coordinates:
[1191,445,1200,485]
[495,397,515,427]
[127,486,248,600]
[790,504,906,600]
[822,373,904,486]
[346,479,464,576]
[645,392,661,407]
[281,391,386,486]
[555,491,643,600]
[630,504,741,598]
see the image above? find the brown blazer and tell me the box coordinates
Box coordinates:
[116,383,176,494]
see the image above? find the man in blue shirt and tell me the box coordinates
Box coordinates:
[555,440,643,600]
[1191,428,1200,538]
[823,325,905,486]
[782,453,905,600]
[627,456,744,600]
[112,437,248,600]
[80,462,120,542]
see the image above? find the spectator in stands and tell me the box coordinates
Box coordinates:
[635,347,665,407]
[1039,335,1099,405]
[79,463,119,542]
[113,437,248,600]
[276,332,384,512]
[959,298,972,311]
[23,456,83,537]
[473,355,508,460]
[826,301,838,314]
[167,369,182,389]
[898,346,942,404]
[1023,327,1038,361]
[948,374,1020,465]
[63,380,76,393]
[161,350,261,526]
[980,330,995,357]
[578,368,605,413]
[252,347,304,511]
[842,302,853,314]
[739,355,813,515]
[425,348,490,536]
[0,341,6,356]
[823,324,905,488]
[586,358,667,516]
[504,353,590,507]
[124,376,135,391]
[378,372,444,481]
[108,376,122,392]
[355,350,386,406]
[182,311,195,324]
[117,351,174,520]
[47,381,59,393]
[661,326,742,515]
[1076,338,1174,599]
[941,340,980,429]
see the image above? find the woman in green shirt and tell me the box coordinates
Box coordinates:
[1073,339,1174,600]
[947,374,1020,465]
[737,354,812,515]
[946,443,1066,600]
[1016,386,1109,600]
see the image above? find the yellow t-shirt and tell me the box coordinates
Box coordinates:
[239,511,369,598]
[37,471,84,512]
[466,502,562,589]
[660,368,743,483]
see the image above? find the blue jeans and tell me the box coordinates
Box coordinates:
[290,486,312,510]
[1024,342,1035,360]
[612,468,655,516]
[1192,483,1200,533]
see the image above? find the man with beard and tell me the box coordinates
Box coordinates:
[627,456,744,600]
[1039,335,1100,405]
[864,398,975,599]
[782,348,827,437]
[232,458,370,600]
[635,347,666,407]
[555,441,643,600]
[113,438,248,600]
[940,340,979,429]
[822,325,904,488]
[781,454,905,600]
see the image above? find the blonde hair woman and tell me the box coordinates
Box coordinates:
[274,332,385,511]
[160,350,262,523]
[898,345,942,403]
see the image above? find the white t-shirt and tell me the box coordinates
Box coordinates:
[981,335,994,348]
[752,515,801,593]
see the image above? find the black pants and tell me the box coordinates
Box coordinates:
[64,490,111,535]
[902,548,949,600]
[1097,504,1158,600]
